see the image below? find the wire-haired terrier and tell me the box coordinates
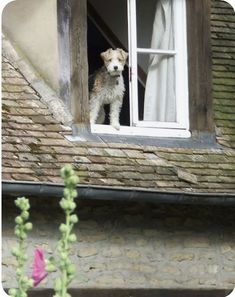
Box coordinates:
[89,48,128,130]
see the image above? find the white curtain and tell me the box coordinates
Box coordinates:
[143,0,176,122]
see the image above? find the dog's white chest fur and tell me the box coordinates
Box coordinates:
[99,76,125,104]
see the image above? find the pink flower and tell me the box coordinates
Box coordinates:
[32,248,48,287]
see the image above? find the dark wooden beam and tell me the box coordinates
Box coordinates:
[57,0,89,127]
[186,0,214,132]
[69,0,89,125]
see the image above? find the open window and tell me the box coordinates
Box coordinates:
[58,0,213,140]
[87,0,190,138]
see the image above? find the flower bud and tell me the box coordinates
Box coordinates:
[68,201,76,211]
[14,229,21,237]
[71,189,78,199]
[21,211,29,220]
[46,263,56,272]
[21,254,28,261]
[24,222,33,231]
[11,247,20,257]
[60,252,67,260]
[27,278,34,288]
[8,288,17,297]
[68,234,77,242]
[63,188,70,198]
[21,276,28,284]
[20,232,27,240]
[67,176,79,187]
[21,292,27,297]
[15,216,23,225]
[67,264,76,275]
[60,198,69,210]
[70,214,78,224]
[61,165,73,179]
[59,223,68,233]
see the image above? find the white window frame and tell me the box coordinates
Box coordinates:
[91,0,190,138]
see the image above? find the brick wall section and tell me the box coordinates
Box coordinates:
[2,197,235,290]
[211,0,235,148]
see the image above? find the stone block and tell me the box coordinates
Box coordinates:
[77,248,98,258]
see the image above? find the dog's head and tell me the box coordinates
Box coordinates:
[101,48,128,77]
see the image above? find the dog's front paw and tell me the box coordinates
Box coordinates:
[112,122,120,130]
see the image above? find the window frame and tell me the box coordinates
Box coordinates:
[57,0,214,140]
[128,0,189,130]
[90,0,190,138]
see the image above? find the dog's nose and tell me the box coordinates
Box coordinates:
[114,66,118,70]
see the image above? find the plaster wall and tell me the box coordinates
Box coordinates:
[2,0,59,94]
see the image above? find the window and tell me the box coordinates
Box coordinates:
[89,0,190,138]
[58,0,213,140]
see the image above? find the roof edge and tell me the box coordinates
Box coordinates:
[2,181,235,206]
[2,34,73,126]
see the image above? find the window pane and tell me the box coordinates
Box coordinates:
[137,53,176,123]
[136,0,175,51]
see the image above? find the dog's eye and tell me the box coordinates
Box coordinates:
[118,58,122,62]
[108,59,112,62]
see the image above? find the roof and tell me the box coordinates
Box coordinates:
[211,0,235,148]
[2,2,235,198]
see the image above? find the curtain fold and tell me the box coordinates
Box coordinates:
[143,0,176,122]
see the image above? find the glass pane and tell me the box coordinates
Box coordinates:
[137,53,176,122]
[136,0,174,50]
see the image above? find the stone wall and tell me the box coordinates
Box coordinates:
[2,197,235,290]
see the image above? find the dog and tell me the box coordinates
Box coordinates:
[89,48,128,130]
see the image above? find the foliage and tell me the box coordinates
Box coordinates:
[8,165,79,297]
[8,197,33,297]
[53,165,79,297]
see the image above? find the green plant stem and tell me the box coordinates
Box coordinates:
[62,210,70,297]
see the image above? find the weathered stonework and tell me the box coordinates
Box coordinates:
[2,197,235,290]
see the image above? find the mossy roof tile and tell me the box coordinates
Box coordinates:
[211,0,235,149]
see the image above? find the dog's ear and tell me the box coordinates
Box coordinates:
[100,48,113,61]
[117,48,128,61]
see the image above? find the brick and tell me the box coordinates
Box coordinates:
[124,149,144,159]
[39,138,72,147]
[177,169,198,184]
[3,167,34,174]
[2,92,39,100]
[2,77,29,85]
[30,115,58,124]
[18,153,40,162]
[184,238,211,248]
[104,148,127,157]
[3,84,35,94]
[102,247,122,257]
[87,148,107,156]
[11,174,39,181]
[170,253,195,262]
[2,143,18,152]
[77,248,98,258]
[2,69,23,78]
